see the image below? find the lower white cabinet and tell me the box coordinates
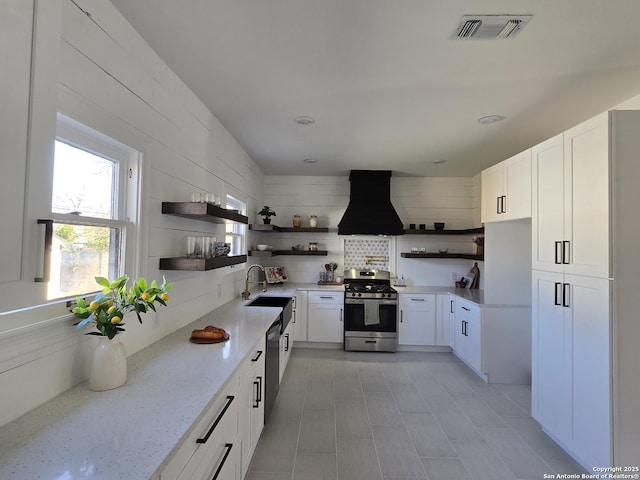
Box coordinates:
[452,298,482,373]
[398,294,436,346]
[436,294,452,347]
[240,338,266,478]
[292,291,308,342]
[532,270,610,469]
[279,320,294,382]
[450,295,531,384]
[307,291,343,343]
[161,375,241,480]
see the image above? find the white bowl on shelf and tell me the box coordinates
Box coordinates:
[256,244,269,251]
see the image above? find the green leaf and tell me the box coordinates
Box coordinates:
[76,297,87,308]
[137,277,147,292]
[151,279,158,289]
[95,277,110,288]
[111,275,129,290]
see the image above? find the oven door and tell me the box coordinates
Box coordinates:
[344,298,397,336]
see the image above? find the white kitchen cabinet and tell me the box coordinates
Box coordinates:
[452,297,482,374]
[240,338,265,477]
[481,149,532,223]
[449,294,530,384]
[532,113,609,278]
[307,291,343,343]
[279,320,294,382]
[531,270,610,469]
[292,291,308,342]
[1,0,33,285]
[0,0,58,311]
[436,294,452,347]
[161,375,241,480]
[530,110,640,470]
[398,294,436,346]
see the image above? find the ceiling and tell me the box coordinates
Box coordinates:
[110,0,640,177]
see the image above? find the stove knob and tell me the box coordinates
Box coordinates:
[358,293,362,297]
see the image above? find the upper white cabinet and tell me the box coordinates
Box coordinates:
[532,113,609,278]
[481,149,532,223]
[0,0,33,284]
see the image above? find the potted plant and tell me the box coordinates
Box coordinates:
[258,205,276,224]
[472,235,485,255]
[72,275,172,391]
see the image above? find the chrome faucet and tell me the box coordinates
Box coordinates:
[242,264,267,300]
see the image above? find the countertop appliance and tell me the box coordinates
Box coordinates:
[343,269,398,352]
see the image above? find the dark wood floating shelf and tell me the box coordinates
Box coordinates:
[403,227,484,235]
[159,255,247,271]
[162,202,249,224]
[250,224,329,233]
[249,250,328,257]
[401,253,484,261]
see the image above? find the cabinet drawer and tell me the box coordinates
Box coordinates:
[161,376,240,480]
[399,294,435,309]
[308,291,343,304]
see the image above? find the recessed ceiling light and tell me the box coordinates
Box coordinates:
[478,115,506,124]
[294,116,315,125]
[303,158,317,164]
[432,159,448,165]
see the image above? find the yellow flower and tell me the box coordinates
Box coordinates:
[110,316,122,324]
[160,293,170,301]
[141,292,151,301]
[89,301,100,311]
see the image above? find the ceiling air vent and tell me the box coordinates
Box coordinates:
[454,15,533,40]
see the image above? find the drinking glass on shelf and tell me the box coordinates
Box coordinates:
[186,236,196,258]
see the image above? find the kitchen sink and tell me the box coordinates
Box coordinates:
[245,296,293,333]
[245,296,292,308]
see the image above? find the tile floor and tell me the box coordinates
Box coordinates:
[246,348,586,480]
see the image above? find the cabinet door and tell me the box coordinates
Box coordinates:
[568,274,611,468]
[455,300,482,373]
[399,295,436,346]
[436,294,451,346]
[531,270,572,446]
[564,113,610,278]
[481,163,504,223]
[0,0,33,285]
[292,291,308,342]
[532,134,565,273]
[308,304,343,343]
[503,149,532,220]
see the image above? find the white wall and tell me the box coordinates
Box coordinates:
[0,0,264,427]
[259,175,482,286]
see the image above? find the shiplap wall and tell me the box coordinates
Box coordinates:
[260,175,483,285]
[0,0,264,427]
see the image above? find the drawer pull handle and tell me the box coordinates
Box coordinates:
[284,333,290,352]
[253,377,262,407]
[251,350,263,362]
[461,306,470,311]
[196,395,234,444]
[320,296,334,299]
[212,443,233,480]
[365,340,377,344]
[410,298,425,302]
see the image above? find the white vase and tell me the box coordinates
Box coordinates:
[89,336,127,391]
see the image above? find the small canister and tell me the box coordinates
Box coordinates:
[309,242,318,251]
[310,214,318,228]
[293,214,302,228]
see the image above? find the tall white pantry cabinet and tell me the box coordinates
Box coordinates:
[531,110,640,470]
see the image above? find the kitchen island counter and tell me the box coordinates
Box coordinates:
[0,298,282,480]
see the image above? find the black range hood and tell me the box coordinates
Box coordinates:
[337,170,404,235]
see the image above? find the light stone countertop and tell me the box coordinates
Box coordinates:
[0,298,283,480]
[0,281,485,480]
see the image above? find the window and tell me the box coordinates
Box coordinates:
[225,195,246,256]
[48,115,139,300]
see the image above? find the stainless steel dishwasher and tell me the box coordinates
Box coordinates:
[264,319,281,424]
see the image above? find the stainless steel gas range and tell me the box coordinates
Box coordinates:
[343,269,398,352]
